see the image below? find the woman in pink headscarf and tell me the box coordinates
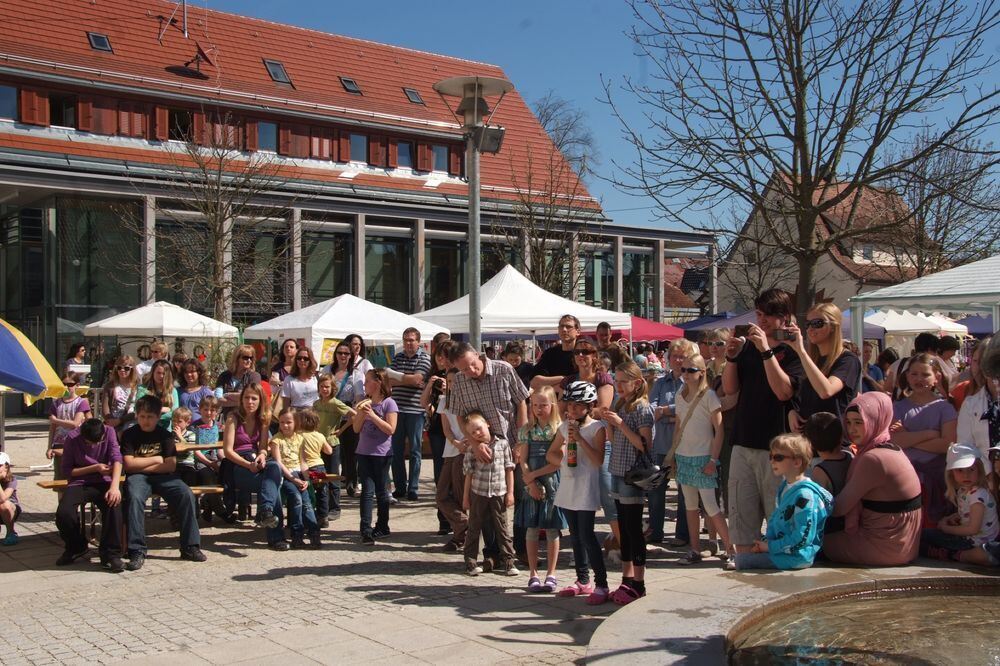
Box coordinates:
[823,392,922,566]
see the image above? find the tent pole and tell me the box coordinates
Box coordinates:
[850,302,864,348]
[0,394,5,453]
[993,304,1000,334]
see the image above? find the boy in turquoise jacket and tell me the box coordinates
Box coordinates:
[734,434,833,570]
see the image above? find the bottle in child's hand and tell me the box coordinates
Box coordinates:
[567,420,579,468]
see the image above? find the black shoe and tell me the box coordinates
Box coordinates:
[202,507,213,523]
[56,548,89,566]
[290,536,307,550]
[391,490,405,500]
[317,516,330,529]
[269,541,290,551]
[308,533,322,549]
[372,525,391,539]
[361,533,375,545]
[126,551,146,571]
[238,505,249,522]
[101,554,126,573]
[255,507,279,529]
[180,546,207,562]
[329,510,342,521]
[220,512,238,525]
[346,485,356,497]
[437,525,453,536]
[406,492,419,502]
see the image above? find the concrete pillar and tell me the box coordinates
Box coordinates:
[354,213,366,298]
[413,218,425,313]
[614,235,624,313]
[654,240,666,322]
[290,208,302,311]
[43,203,57,361]
[142,196,156,305]
[568,235,580,300]
[220,210,233,323]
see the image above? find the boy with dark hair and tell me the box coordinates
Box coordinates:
[804,412,852,497]
[120,394,206,570]
[56,418,125,572]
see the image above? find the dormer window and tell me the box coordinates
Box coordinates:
[862,244,874,261]
[263,59,293,85]
[87,32,113,52]
[340,77,362,95]
[403,88,424,104]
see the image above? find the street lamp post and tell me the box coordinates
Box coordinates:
[433,76,512,351]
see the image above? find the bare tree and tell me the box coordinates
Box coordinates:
[111,111,297,323]
[487,94,603,297]
[883,131,1000,276]
[607,0,1000,314]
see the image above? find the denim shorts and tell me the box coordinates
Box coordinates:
[609,475,644,505]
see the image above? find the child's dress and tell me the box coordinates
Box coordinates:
[958,486,999,547]
[514,424,567,531]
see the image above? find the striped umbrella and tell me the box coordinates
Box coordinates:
[0,318,63,399]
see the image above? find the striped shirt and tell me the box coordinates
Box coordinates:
[449,357,530,445]
[390,349,432,414]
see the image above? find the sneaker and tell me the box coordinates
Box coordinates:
[180,546,207,562]
[372,525,391,539]
[56,547,90,566]
[346,485,356,497]
[317,516,330,529]
[269,541,291,552]
[481,556,495,574]
[361,533,375,545]
[2,532,18,546]
[677,549,703,565]
[500,565,520,577]
[308,533,322,550]
[389,496,399,505]
[391,490,405,500]
[466,564,483,576]
[101,554,126,573]
[255,508,279,529]
[290,536,307,550]
[126,551,146,571]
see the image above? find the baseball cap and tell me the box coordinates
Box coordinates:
[0,452,10,466]
[945,443,980,471]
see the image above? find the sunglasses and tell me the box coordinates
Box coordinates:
[64,382,78,388]
[574,349,596,356]
[241,355,254,361]
[118,366,132,372]
[769,453,790,462]
[335,351,350,356]
[296,356,311,361]
[681,367,702,374]
[708,341,726,347]
[804,319,828,329]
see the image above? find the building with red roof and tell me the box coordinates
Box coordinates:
[0,0,713,362]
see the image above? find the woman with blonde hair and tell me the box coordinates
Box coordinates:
[786,302,861,432]
[102,355,139,432]
[216,344,263,411]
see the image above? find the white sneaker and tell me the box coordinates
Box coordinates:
[502,565,520,577]
[466,565,483,576]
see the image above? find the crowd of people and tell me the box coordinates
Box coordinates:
[1,289,997,599]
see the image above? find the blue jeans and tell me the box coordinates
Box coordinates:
[563,508,607,588]
[125,473,200,555]
[921,528,975,553]
[357,453,391,536]
[281,475,318,537]
[317,444,341,516]
[429,430,449,529]
[232,458,285,544]
[599,443,618,522]
[734,552,778,570]
[391,412,425,496]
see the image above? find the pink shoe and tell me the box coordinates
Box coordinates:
[556,580,595,597]
[586,586,610,605]
[611,583,644,605]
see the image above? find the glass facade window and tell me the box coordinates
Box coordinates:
[258,121,278,152]
[303,232,352,304]
[432,144,448,172]
[622,252,654,319]
[232,229,289,319]
[350,133,368,163]
[0,86,16,120]
[583,251,616,310]
[397,142,413,168]
[365,235,411,312]
[424,240,466,309]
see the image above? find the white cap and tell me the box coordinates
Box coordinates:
[945,443,980,471]
[0,451,10,466]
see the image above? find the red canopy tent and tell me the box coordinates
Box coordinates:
[613,316,684,341]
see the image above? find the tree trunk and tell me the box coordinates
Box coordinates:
[795,254,817,318]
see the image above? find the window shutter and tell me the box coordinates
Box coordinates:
[117,102,146,138]
[92,97,116,135]
[154,106,169,141]
[18,88,49,126]
[245,120,259,151]
[449,145,463,176]
[337,131,350,162]
[416,142,432,171]
[367,135,383,166]
[387,139,399,168]
[311,127,334,160]
[76,97,94,132]
[117,103,130,136]
[278,125,292,155]
[192,110,206,144]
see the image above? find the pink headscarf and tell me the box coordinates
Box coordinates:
[846,391,893,454]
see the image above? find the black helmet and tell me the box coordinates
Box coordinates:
[563,381,598,404]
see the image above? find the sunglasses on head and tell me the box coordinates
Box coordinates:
[769,453,790,462]
[681,367,702,374]
[804,319,828,329]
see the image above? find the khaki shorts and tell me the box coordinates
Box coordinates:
[727,445,780,546]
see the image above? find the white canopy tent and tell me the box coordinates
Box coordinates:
[919,313,968,336]
[414,265,632,335]
[83,301,239,338]
[243,294,448,359]
[849,255,1000,345]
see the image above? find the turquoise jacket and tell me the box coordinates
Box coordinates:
[766,477,833,570]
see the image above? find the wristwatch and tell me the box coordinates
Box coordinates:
[760,348,775,360]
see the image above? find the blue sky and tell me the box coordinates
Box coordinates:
[207,0,660,228]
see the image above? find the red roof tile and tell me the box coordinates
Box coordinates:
[0,0,597,209]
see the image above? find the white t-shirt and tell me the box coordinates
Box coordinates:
[673,387,722,457]
[553,419,604,512]
[280,375,319,408]
[136,359,155,382]
[438,395,462,458]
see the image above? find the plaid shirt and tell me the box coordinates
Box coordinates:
[463,436,514,498]
[608,401,655,477]
[449,356,529,445]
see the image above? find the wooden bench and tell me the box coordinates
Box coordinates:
[188,486,225,497]
[175,442,224,454]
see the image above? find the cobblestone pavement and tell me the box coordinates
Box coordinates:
[1,418,700,665]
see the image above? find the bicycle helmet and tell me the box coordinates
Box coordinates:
[562,381,598,405]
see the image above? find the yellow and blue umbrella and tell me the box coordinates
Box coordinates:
[0,318,63,400]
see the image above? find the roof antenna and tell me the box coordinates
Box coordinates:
[157,0,189,43]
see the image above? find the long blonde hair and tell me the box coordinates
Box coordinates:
[104,354,138,391]
[228,344,257,376]
[529,385,562,431]
[613,361,649,414]
[807,302,845,376]
[681,354,709,396]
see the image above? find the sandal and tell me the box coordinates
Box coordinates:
[526,576,543,593]
[541,576,558,593]
[586,586,610,605]
[556,580,595,597]
[611,583,644,606]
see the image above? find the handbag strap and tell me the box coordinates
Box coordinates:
[672,387,707,450]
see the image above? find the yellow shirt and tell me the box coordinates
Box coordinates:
[271,432,304,470]
[300,431,327,469]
